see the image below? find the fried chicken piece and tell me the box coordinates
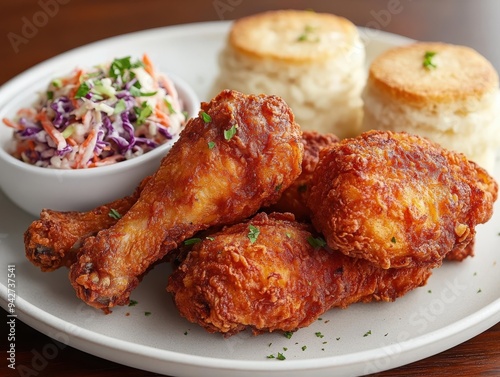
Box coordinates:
[70,90,303,311]
[167,212,432,336]
[24,177,150,271]
[266,131,339,220]
[307,130,498,269]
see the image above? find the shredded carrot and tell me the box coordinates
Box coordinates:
[142,54,155,77]
[74,129,97,168]
[155,104,171,127]
[17,108,37,118]
[2,118,23,130]
[36,111,67,150]
[68,69,84,107]
[66,137,78,147]
[88,154,122,168]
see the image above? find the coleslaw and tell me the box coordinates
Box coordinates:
[2,54,187,169]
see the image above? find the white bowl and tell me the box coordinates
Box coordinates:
[0,73,199,217]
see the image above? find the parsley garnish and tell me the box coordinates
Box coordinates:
[135,102,153,125]
[248,225,260,244]
[74,81,91,99]
[128,299,138,307]
[224,124,238,140]
[200,111,211,123]
[301,345,307,351]
[130,86,157,97]
[307,236,326,248]
[109,56,142,80]
[315,332,324,338]
[423,51,437,70]
[145,311,152,316]
[184,238,202,246]
[208,141,216,150]
[363,330,372,337]
[108,209,122,220]
[390,236,397,244]
[164,98,176,114]
[297,25,319,42]
[283,331,294,339]
[266,354,275,359]
[276,353,286,360]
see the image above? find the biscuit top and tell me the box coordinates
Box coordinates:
[368,42,499,105]
[228,10,361,63]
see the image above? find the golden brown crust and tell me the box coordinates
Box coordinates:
[69,90,303,311]
[368,42,499,105]
[23,177,149,271]
[229,10,359,63]
[267,131,339,220]
[167,212,432,336]
[307,130,498,269]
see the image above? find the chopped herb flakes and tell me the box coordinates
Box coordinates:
[477,288,482,293]
[307,236,327,248]
[248,225,260,244]
[302,345,307,351]
[128,300,138,307]
[144,311,152,316]
[200,111,212,123]
[297,25,319,42]
[135,102,154,125]
[208,141,216,150]
[276,353,286,360]
[363,330,372,337]
[423,51,437,70]
[315,332,324,338]
[283,331,294,339]
[108,209,122,220]
[184,238,202,246]
[74,81,91,99]
[224,124,238,140]
[390,236,397,244]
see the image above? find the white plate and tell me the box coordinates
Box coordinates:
[1,21,499,377]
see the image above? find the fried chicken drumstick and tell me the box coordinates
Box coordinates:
[24,177,150,271]
[167,212,432,336]
[307,130,498,269]
[70,90,303,311]
[266,131,339,220]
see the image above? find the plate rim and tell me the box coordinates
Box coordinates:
[1,19,499,376]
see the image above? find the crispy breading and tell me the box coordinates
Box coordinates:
[167,212,432,336]
[307,130,498,269]
[24,177,150,271]
[69,90,303,311]
[267,131,339,220]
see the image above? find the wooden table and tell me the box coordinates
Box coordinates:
[1,1,499,376]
